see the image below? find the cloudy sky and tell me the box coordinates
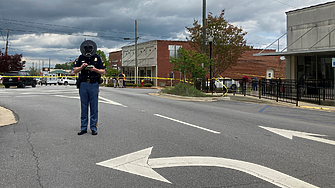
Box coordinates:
[0,0,331,68]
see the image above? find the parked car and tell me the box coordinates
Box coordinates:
[41,74,57,85]
[58,77,76,85]
[211,77,240,90]
[35,77,41,84]
[2,71,37,88]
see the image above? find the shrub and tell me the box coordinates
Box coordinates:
[162,83,207,97]
[106,83,114,87]
[143,83,152,87]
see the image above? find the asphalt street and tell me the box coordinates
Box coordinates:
[0,85,334,188]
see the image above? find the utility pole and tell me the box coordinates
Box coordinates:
[135,20,138,86]
[5,29,9,55]
[202,0,207,90]
[48,58,51,73]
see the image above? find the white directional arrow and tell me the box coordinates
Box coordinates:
[260,126,335,146]
[96,147,318,187]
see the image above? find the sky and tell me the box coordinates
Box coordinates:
[0,0,332,68]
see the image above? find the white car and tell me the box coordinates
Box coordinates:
[58,77,76,85]
[41,74,58,85]
[212,77,240,90]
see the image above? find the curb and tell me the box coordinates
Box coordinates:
[0,106,17,127]
[149,92,230,102]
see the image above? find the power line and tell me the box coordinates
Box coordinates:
[1,18,172,40]
[271,0,296,9]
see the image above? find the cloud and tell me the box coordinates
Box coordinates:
[0,0,329,66]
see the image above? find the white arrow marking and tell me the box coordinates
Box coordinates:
[96,147,318,187]
[260,126,335,146]
[154,114,220,134]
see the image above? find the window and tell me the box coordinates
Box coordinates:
[169,45,182,58]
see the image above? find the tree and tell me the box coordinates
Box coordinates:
[96,50,109,68]
[28,65,40,76]
[170,47,213,84]
[0,50,26,73]
[54,61,74,70]
[186,10,252,78]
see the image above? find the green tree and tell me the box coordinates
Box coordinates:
[28,65,40,76]
[55,61,74,70]
[96,50,108,67]
[170,47,212,84]
[186,10,252,78]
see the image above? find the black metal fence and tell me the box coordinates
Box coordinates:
[231,79,334,106]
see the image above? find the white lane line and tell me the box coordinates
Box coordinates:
[54,95,127,107]
[54,95,80,99]
[154,114,220,134]
[99,96,127,107]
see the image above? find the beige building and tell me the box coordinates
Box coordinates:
[255,1,335,82]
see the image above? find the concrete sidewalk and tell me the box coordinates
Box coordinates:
[0,106,17,127]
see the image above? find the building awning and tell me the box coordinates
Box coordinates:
[253,48,335,57]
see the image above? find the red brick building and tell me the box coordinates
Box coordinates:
[222,49,286,80]
[108,50,122,69]
[109,41,285,86]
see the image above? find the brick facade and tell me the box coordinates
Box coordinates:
[221,49,286,80]
[109,41,286,86]
[156,40,191,84]
[108,50,122,69]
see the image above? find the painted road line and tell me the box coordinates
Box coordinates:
[99,96,127,107]
[54,95,127,107]
[260,126,335,146]
[97,147,318,187]
[154,114,220,134]
[54,95,80,99]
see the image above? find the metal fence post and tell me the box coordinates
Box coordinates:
[296,81,299,106]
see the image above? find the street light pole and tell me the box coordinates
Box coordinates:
[208,36,213,94]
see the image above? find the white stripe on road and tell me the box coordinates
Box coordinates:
[54,95,80,99]
[99,96,127,107]
[154,114,221,134]
[54,95,127,107]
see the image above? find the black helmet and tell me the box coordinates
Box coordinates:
[80,40,97,57]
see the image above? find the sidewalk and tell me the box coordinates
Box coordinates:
[0,106,17,127]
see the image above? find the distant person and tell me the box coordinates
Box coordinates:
[118,72,124,88]
[122,72,126,88]
[113,73,117,88]
[252,77,258,91]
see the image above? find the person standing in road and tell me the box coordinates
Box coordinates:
[122,72,126,88]
[118,72,124,88]
[74,40,106,136]
[113,73,117,88]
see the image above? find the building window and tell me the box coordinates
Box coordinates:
[169,45,182,59]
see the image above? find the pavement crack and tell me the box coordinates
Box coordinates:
[26,125,43,188]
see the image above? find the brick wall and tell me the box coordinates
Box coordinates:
[219,49,286,80]
[108,50,122,68]
[110,42,286,86]
[156,40,191,85]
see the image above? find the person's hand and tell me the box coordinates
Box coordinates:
[81,63,88,69]
[87,67,95,72]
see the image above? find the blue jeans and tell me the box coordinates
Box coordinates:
[79,82,99,131]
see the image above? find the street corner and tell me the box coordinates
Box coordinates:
[0,106,17,127]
